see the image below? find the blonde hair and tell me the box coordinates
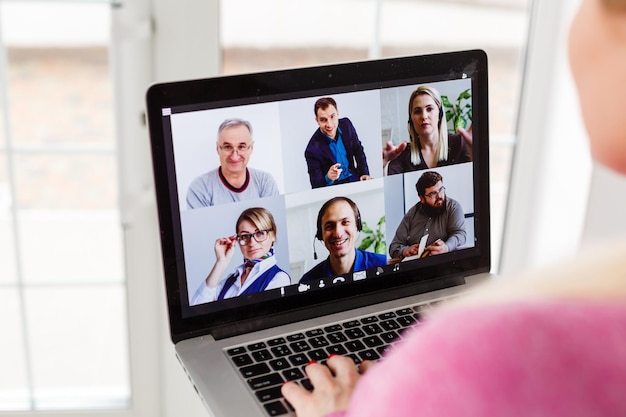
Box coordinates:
[236,207,276,238]
[407,86,448,166]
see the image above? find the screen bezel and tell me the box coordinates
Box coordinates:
[146,50,490,343]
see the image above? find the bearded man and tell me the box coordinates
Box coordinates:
[389,171,466,259]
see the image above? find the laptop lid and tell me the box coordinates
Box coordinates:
[146,49,490,344]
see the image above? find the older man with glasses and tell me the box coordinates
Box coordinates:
[389,171,466,260]
[186,118,279,208]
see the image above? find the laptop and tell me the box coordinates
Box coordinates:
[146,49,490,416]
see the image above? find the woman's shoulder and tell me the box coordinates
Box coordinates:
[268,268,291,288]
[259,257,290,276]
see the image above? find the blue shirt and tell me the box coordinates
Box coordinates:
[299,249,387,284]
[324,127,352,185]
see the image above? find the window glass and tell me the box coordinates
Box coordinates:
[6,47,113,148]
[24,286,130,410]
[17,209,124,285]
[0,0,129,411]
[13,153,118,209]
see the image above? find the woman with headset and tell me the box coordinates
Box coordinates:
[384,85,472,175]
[191,207,291,304]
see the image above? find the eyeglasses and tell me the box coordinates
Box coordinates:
[236,229,272,246]
[424,186,445,199]
[219,144,251,155]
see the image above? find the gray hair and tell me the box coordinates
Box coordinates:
[218,118,253,136]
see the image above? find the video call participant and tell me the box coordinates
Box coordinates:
[191,207,290,304]
[389,171,466,259]
[186,118,279,208]
[384,85,472,175]
[300,197,386,285]
[305,97,373,188]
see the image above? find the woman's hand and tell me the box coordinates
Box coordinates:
[214,235,237,263]
[204,235,238,290]
[281,356,375,417]
[382,141,408,166]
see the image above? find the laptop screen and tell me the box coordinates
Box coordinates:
[146,50,490,342]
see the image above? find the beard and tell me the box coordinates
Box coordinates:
[421,197,447,217]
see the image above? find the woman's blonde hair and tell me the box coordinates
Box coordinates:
[407,85,448,166]
[236,207,277,239]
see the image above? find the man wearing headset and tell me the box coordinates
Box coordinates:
[389,171,466,260]
[300,196,387,285]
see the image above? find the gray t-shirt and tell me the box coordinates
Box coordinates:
[389,197,466,258]
[186,167,279,208]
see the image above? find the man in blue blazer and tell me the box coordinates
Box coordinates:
[304,97,373,188]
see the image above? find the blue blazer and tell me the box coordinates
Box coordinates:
[304,118,370,188]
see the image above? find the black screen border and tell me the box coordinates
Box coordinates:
[146,50,490,343]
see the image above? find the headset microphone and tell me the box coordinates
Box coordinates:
[313,236,318,260]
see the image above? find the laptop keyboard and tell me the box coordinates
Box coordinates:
[225,300,440,416]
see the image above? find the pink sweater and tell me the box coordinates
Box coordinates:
[327,300,626,416]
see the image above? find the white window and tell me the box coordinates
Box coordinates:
[0,0,129,412]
